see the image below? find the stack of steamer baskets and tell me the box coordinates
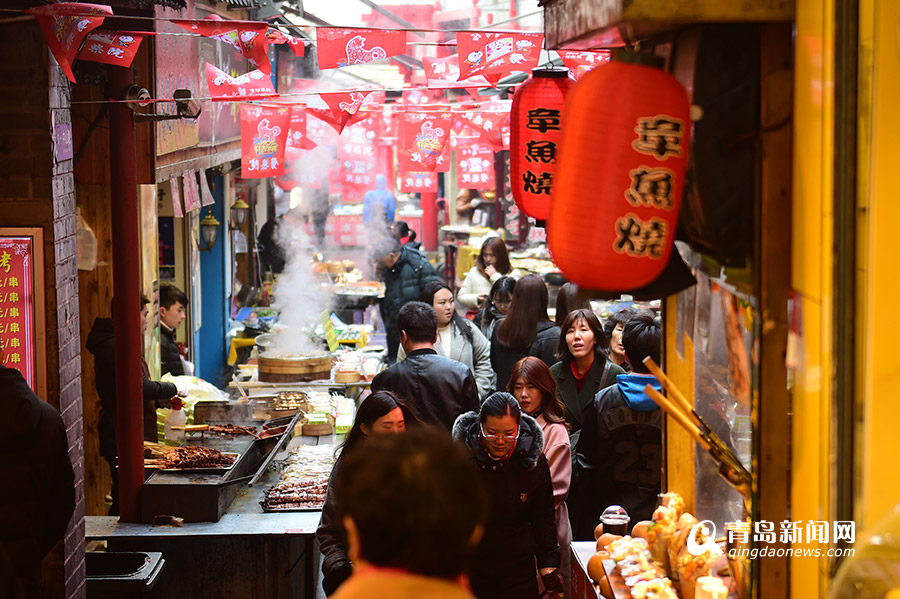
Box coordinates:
[257,352,333,383]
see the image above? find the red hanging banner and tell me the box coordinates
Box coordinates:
[174,17,271,74]
[423,55,490,89]
[266,28,304,55]
[399,172,438,193]
[509,69,571,220]
[398,112,453,172]
[240,104,291,179]
[78,31,147,68]
[285,105,316,159]
[0,234,42,392]
[557,50,611,80]
[457,32,543,84]
[320,91,371,119]
[27,2,112,83]
[206,63,277,102]
[456,143,495,189]
[316,28,408,70]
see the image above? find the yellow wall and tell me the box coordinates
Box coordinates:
[858,0,900,529]
[792,0,835,594]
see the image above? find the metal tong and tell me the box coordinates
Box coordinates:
[642,357,752,503]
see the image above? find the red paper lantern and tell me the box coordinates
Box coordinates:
[509,69,572,220]
[549,58,691,290]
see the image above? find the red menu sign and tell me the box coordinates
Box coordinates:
[0,236,39,390]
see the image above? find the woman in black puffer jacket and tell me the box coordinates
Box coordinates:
[452,393,563,599]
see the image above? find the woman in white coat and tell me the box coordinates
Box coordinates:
[457,236,522,310]
[397,280,496,400]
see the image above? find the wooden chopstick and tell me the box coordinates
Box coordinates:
[643,384,711,451]
[643,357,700,425]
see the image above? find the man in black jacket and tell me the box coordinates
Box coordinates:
[371,301,478,430]
[372,237,440,362]
[86,295,182,515]
[0,360,74,598]
[159,284,188,376]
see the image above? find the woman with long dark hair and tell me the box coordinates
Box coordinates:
[452,393,563,599]
[508,357,572,598]
[479,276,516,341]
[396,280,495,399]
[458,236,521,310]
[490,275,560,390]
[317,391,420,596]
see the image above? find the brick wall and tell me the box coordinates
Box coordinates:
[0,21,85,599]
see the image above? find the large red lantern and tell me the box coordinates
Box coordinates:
[549,57,691,290]
[509,69,572,221]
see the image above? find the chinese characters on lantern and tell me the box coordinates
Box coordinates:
[612,114,685,259]
[0,237,36,389]
[520,107,560,196]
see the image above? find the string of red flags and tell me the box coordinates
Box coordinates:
[456,31,543,84]
[557,50,611,80]
[316,28,408,70]
[206,64,277,102]
[422,55,490,90]
[173,17,271,74]
[27,2,113,82]
[77,31,148,68]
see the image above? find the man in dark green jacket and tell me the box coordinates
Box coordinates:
[373,238,440,361]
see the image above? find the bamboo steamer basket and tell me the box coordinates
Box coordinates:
[258,353,333,383]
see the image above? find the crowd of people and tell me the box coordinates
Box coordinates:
[319,237,664,598]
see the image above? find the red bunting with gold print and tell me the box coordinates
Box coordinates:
[399,112,453,172]
[457,32,543,84]
[317,28,407,70]
[174,17,271,74]
[78,31,147,68]
[27,2,112,83]
[241,104,290,179]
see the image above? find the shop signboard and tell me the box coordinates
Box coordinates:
[0,229,46,397]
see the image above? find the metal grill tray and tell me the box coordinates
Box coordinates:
[158,452,240,474]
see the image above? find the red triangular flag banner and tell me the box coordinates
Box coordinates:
[28,3,112,83]
[316,28,407,70]
[557,50,611,80]
[398,111,453,172]
[456,32,543,83]
[320,91,371,118]
[285,105,317,159]
[423,55,490,89]
[78,31,148,68]
[241,104,290,178]
[308,107,352,135]
[206,63,277,101]
[174,17,271,74]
